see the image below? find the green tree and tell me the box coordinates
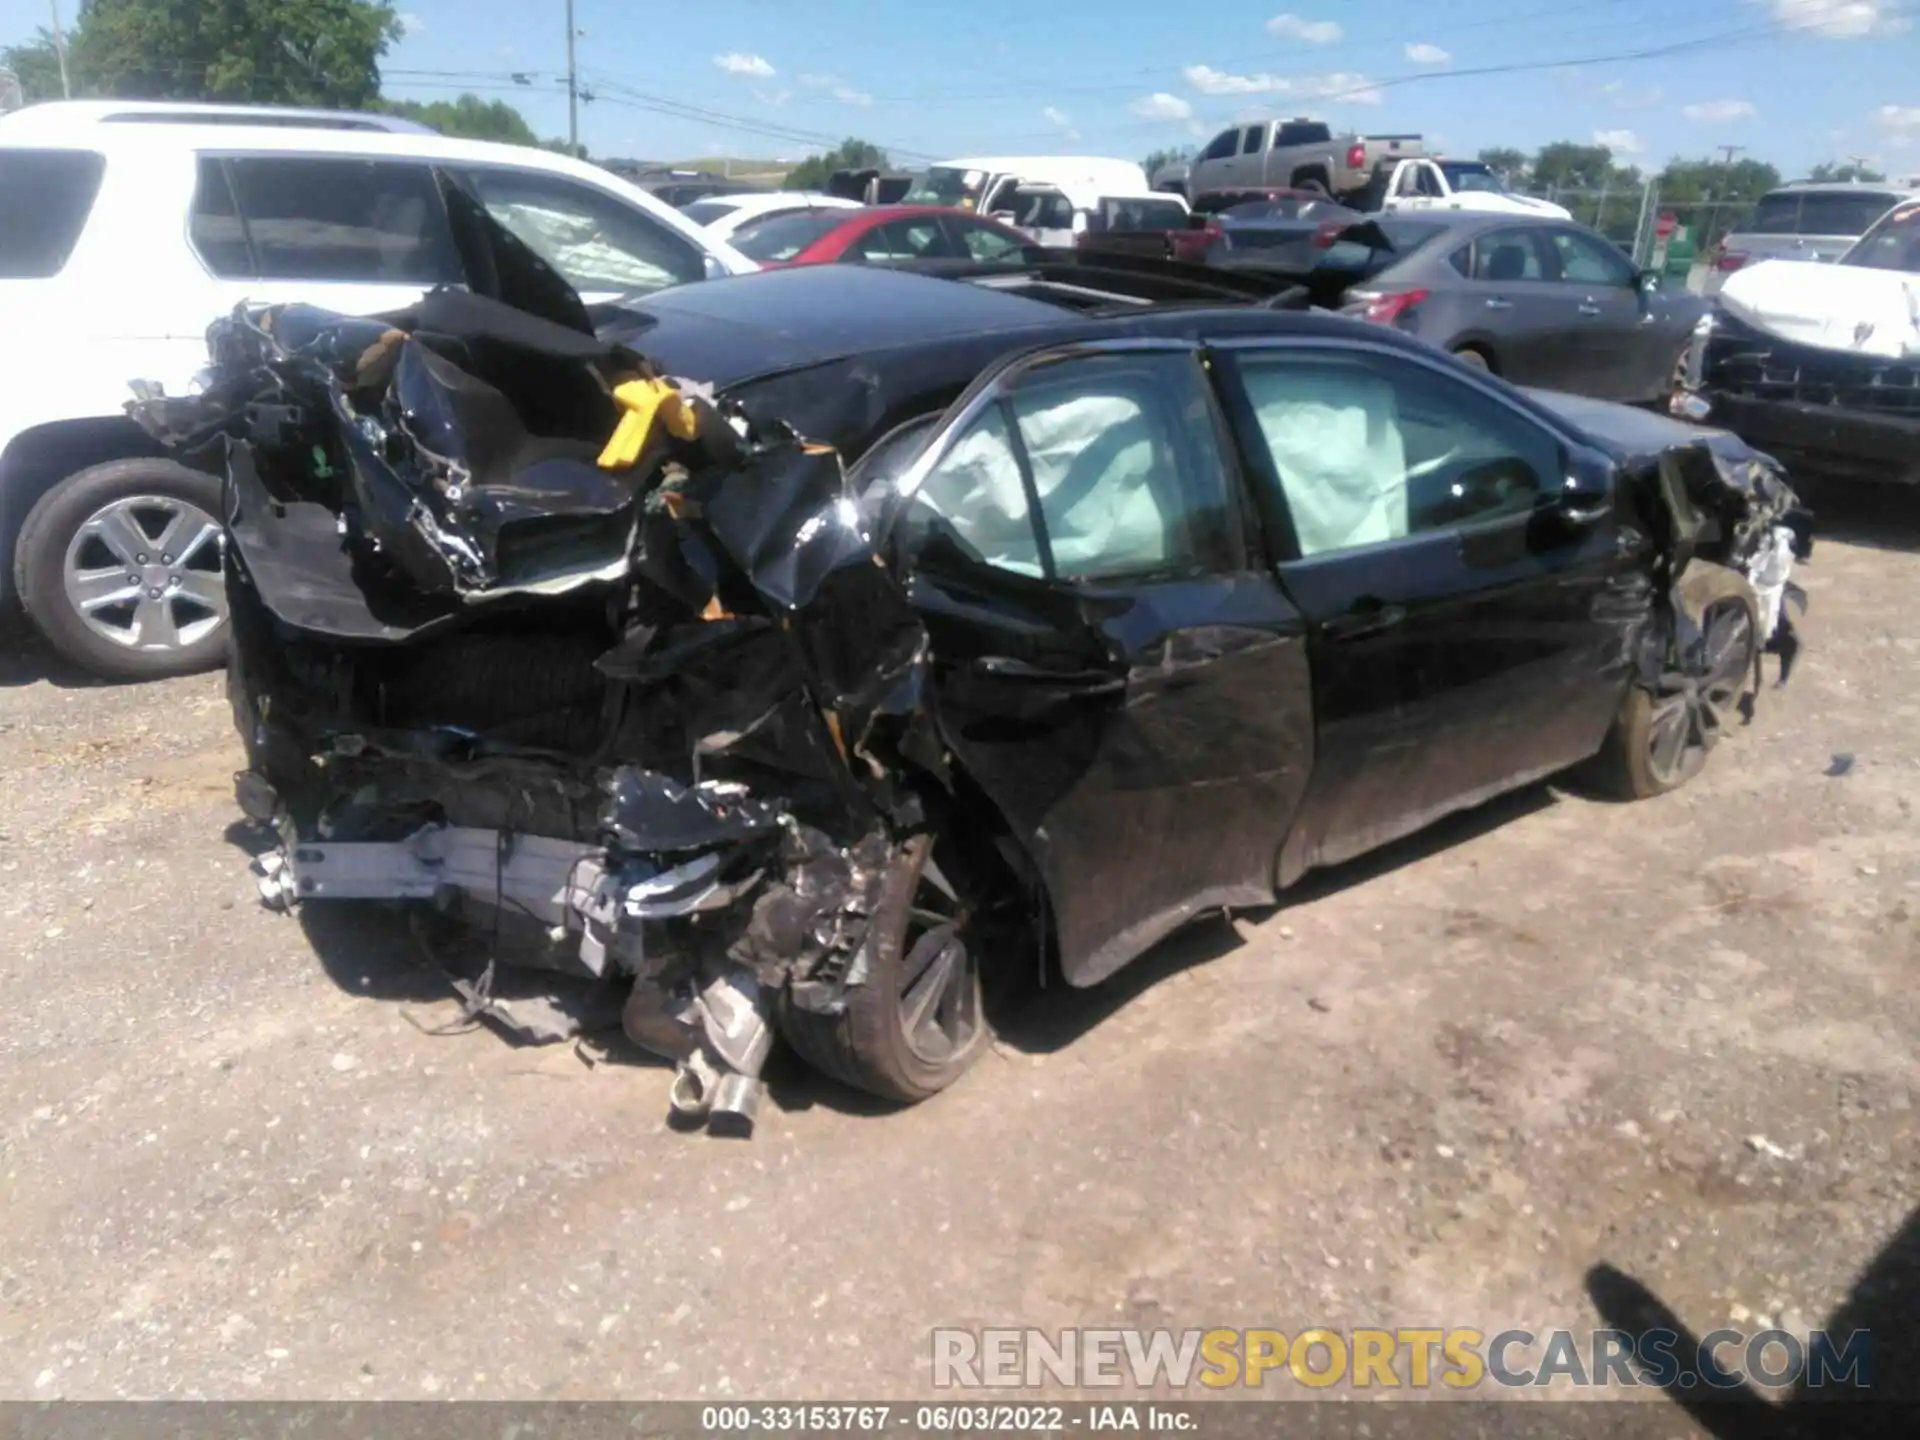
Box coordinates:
[1142,145,1196,176]
[1655,155,1782,249]
[1476,147,1528,182]
[1531,141,1617,192]
[55,0,401,108]
[381,93,541,146]
[1808,160,1886,183]
[784,138,891,191]
[1,30,72,103]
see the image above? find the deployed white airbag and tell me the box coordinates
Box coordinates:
[1718,258,1920,359]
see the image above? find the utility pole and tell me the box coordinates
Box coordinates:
[564,0,579,156]
[49,0,72,99]
[1716,144,1745,167]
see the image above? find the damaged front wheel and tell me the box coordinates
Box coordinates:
[779,832,990,1104]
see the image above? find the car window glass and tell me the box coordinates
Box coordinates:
[462,168,705,294]
[1235,350,1557,558]
[855,218,950,263]
[0,149,105,278]
[1007,352,1238,583]
[1471,230,1546,281]
[187,157,251,277]
[1795,191,1902,236]
[1549,227,1636,286]
[1201,130,1238,162]
[1240,127,1265,156]
[901,405,1045,577]
[729,209,846,262]
[224,157,460,284]
[681,197,745,225]
[954,219,1025,261]
[1842,201,1920,273]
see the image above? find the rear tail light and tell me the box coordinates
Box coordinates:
[1311,220,1345,249]
[1346,142,1366,169]
[1346,288,1429,326]
[1714,249,1748,273]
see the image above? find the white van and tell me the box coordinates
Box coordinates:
[903,156,1151,217]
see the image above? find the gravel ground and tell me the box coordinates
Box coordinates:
[1,482,1916,1415]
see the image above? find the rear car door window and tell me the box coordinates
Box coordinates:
[222,156,461,283]
[853,218,951,263]
[1470,229,1549,281]
[950,218,1025,261]
[1548,227,1636,286]
[0,149,106,278]
[187,156,250,277]
[900,405,1046,576]
[1239,127,1265,156]
[1200,130,1239,162]
[460,167,706,294]
[1795,191,1903,237]
[1232,349,1559,557]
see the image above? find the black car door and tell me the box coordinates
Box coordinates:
[1209,338,1646,881]
[880,341,1314,987]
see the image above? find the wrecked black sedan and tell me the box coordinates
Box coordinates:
[133,251,1809,1135]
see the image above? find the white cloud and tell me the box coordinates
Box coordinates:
[1765,0,1909,37]
[1875,104,1920,129]
[1404,42,1451,64]
[1130,92,1196,122]
[1682,99,1757,121]
[798,72,872,106]
[1183,64,1287,95]
[1267,12,1343,43]
[1299,72,1382,104]
[396,11,424,36]
[713,53,776,78]
[1593,128,1644,154]
[1042,106,1082,141]
[752,88,793,107]
[1182,64,1379,102]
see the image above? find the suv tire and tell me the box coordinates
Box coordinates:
[14,459,228,681]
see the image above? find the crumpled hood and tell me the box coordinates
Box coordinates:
[1718,257,1920,359]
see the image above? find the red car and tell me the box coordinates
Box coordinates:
[726,203,1036,268]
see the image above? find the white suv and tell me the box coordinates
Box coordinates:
[0,102,756,679]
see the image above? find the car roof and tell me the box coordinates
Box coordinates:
[0,99,435,135]
[1772,179,1920,195]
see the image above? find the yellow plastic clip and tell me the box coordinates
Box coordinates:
[598,377,699,470]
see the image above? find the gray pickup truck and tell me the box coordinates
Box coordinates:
[1187,118,1423,201]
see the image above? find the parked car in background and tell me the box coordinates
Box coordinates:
[1355,158,1573,220]
[1690,196,1920,485]
[729,204,1037,268]
[681,190,862,245]
[1189,118,1422,202]
[1200,194,1368,271]
[992,186,1205,262]
[1315,212,1706,403]
[903,156,1151,215]
[1703,179,1918,295]
[0,103,753,680]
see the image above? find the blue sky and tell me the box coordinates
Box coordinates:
[6,0,1918,173]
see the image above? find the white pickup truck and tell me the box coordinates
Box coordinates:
[1366,158,1573,220]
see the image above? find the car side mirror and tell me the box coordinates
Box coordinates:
[1637,269,1661,294]
[1556,448,1615,525]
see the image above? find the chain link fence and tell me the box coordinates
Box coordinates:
[1514,181,1754,292]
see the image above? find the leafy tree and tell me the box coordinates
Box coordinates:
[1142,145,1196,175]
[784,138,891,191]
[1655,155,1782,249]
[1,30,71,103]
[381,93,541,146]
[49,0,402,108]
[1476,147,1528,182]
[1531,141,1617,192]
[1808,160,1886,183]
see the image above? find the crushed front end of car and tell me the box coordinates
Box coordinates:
[130,291,961,1136]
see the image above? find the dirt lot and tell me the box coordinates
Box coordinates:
[1,483,1916,1411]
